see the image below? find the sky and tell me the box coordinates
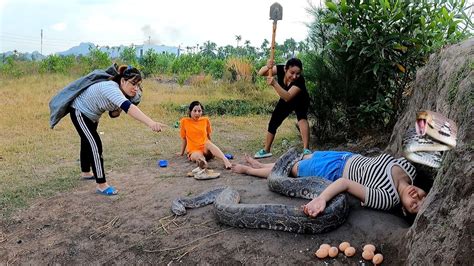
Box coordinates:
[0,0,324,55]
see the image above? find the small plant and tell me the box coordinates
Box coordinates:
[189,74,212,87]
[39,54,74,74]
[0,56,24,78]
[79,46,111,74]
[224,57,254,82]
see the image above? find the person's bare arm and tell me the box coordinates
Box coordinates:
[267,79,302,102]
[258,59,277,76]
[126,104,167,132]
[177,138,187,156]
[303,178,366,217]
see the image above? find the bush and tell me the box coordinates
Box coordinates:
[79,47,111,74]
[39,55,74,74]
[0,56,25,78]
[165,98,275,116]
[304,0,473,141]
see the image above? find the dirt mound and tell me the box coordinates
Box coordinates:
[386,38,473,264]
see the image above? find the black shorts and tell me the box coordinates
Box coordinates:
[268,98,309,134]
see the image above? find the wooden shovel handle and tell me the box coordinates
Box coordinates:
[269,22,277,77]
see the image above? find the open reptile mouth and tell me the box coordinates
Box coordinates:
[416,118,427,136]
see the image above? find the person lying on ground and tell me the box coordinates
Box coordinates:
[232,150,427,216]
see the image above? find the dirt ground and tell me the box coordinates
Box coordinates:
[0,142,412,265]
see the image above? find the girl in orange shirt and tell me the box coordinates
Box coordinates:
[178,101,232,169]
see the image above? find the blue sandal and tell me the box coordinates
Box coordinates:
[254,149,272,159]
[96,186,118,196]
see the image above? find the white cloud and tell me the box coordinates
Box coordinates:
[1,0,317,54]
[51,22,67,31]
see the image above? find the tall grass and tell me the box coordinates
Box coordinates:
[0,74,300,217]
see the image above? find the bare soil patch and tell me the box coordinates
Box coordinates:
[0,134,410,265]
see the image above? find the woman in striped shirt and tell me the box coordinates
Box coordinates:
[232,150,427,216]
[69,65,167,196]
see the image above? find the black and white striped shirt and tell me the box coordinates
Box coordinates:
[347,154,416,210]
[71,81,128,122]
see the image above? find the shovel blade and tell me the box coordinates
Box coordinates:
[269,2,283,21]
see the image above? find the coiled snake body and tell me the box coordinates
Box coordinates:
[171,148,349,234]
[403,110,457,168]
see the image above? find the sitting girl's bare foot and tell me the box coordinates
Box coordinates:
[245,154,264,168]
[197,158,208,169]
[224,160,232,169]
[231,164,250,174]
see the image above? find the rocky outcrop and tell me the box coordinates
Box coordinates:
[386,38,473,264]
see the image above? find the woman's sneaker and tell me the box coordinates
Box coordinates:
[254,149,272,159]
[303,148,312,155]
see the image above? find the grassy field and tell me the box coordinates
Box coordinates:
[0,74,302,217]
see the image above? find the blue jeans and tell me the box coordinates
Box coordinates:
[297,151,353,181]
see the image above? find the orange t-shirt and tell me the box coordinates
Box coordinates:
[180,117,212,153]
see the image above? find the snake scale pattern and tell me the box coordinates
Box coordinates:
[403,110,457,168]
[172,148,349,234]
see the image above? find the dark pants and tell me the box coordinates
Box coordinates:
[69,108,106,184]
[268,99,309,134]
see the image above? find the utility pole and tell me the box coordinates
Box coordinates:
[148,36,151,45]
[41,29,43,55]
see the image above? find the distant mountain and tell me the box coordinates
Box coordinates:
[57,42,179,58]
[28,51,46,61]
[1,50,45,61]
[1,42,180,62]
[57,42,95,56]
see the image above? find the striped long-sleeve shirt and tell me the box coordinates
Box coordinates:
[71,81,128,122]
[347,154,416,210]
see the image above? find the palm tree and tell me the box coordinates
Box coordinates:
[260,39,269,58]
[297,40,308,53]
[283,38,297,58]
[235,35,242,47]
[201,41,217,57]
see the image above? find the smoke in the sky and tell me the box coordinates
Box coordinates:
[141,25,161,45]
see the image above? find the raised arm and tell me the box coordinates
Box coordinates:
[303,178,366,217]
[258,59,277,76]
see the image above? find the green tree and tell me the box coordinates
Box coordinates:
[304,0,472,141]
[80,46,111,74]
[260,39,270,58]
[283,38,297,58]
[39,54,75,74]
[235,35,242,47]
[200,41,217,58]
[120,46,138,66]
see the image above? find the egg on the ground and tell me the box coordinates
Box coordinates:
[363,244,376,253]
[373,253,384,264]
[328,247,339,258]
[338,241,350,252]
[319,243,330,250]
[315,248,329,259]
[362,250,374,260]
[344,246,356,257]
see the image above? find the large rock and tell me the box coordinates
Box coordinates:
[385,38,473,264]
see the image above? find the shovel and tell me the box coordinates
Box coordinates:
[269,2,283,77]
